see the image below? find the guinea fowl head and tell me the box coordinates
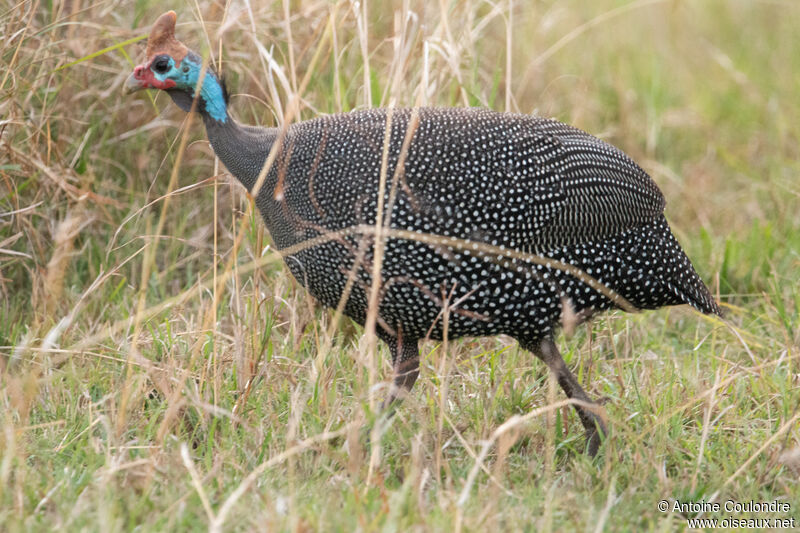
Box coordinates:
[124,11,228,123]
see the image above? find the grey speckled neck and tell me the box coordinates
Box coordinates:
[203,114,277,192]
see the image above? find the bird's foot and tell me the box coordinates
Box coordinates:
[584,416,607,457]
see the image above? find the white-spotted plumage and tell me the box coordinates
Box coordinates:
[230,107,721,351]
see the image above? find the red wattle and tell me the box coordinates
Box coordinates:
[132,64,177,90]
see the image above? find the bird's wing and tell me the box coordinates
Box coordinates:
[502,119,667,251]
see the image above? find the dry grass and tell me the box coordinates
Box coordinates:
[1,0,799,531]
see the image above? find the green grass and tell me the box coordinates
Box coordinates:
[1,0,799,531]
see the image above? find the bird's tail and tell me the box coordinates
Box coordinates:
[664,271,723,316]
[656,218,723,317]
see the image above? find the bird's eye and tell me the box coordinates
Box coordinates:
[152,58,170,74]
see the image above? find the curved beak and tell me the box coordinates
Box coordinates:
[123,64,150,95]
[123,72,145,94]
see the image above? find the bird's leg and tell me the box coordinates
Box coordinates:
[379,328,420,411]
[360,330,420,453]
[529,338,607,456]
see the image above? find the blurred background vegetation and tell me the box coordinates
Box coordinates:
[1,0,798,530]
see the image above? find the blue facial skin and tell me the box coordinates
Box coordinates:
[153,53,228,122]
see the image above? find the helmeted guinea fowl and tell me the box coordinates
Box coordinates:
[124,11,722,455]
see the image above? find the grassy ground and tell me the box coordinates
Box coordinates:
[2,0,799,530]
